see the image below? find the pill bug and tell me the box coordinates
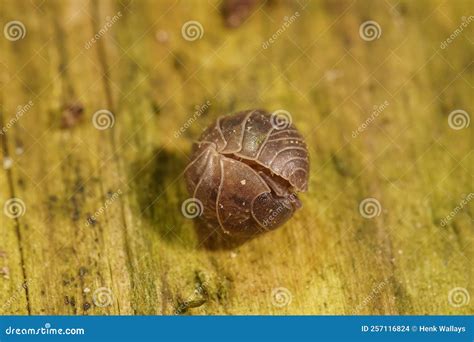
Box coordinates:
[184,109,309,237]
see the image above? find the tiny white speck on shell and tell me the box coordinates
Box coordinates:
[240,179,246,185]
[83,287,91,293]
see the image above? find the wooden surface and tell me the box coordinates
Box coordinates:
[0,0,472,315]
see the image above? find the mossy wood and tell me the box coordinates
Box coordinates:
[0,0,472,315]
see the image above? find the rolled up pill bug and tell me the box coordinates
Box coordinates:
[184,109,309,237]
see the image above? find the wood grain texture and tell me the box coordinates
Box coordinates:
[0,0,472,315]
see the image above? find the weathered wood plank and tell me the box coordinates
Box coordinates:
[1,0,472,315]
